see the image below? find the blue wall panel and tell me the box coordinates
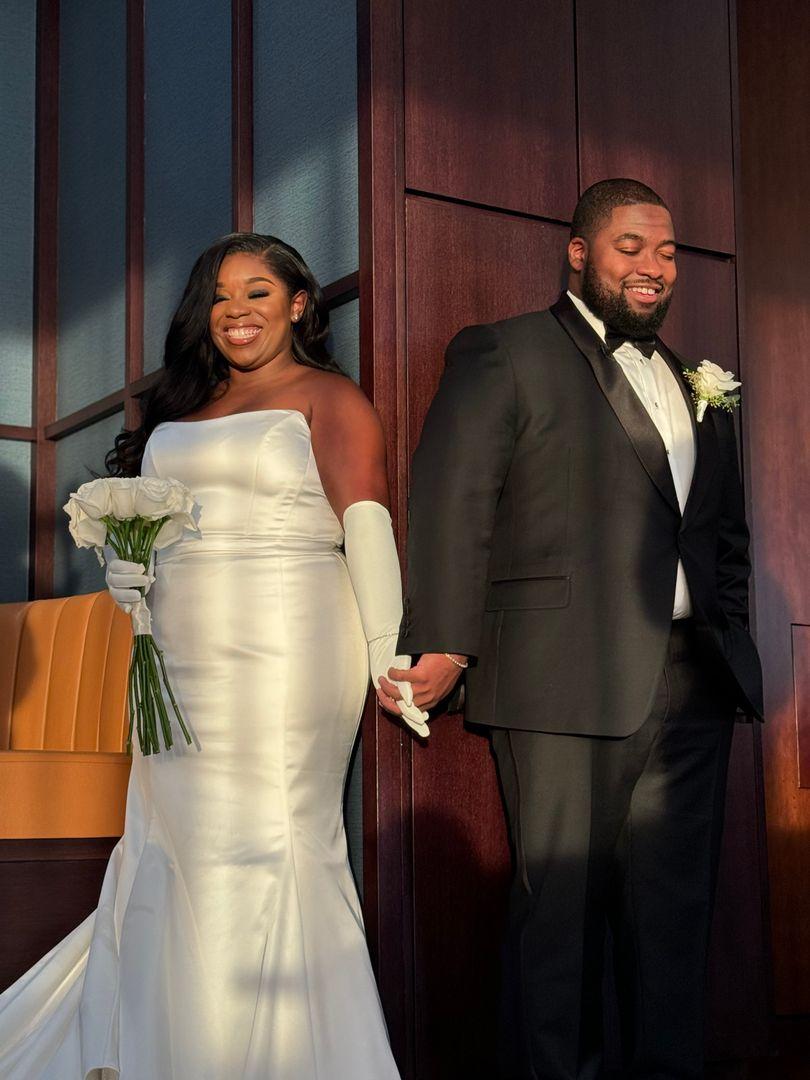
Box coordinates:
[0,440,31,602]
[0,3,36,427]
[328,299,360,384]
[254,0,358,287]
[54,413,124,598]
[57,0,127,418]
[143,0,232,373]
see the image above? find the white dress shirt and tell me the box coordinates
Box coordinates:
[567,290,695,619]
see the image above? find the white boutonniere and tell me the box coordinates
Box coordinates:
[683,360,741,422]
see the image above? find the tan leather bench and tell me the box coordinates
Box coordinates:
[0,592,132,839]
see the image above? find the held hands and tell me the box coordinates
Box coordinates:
[369,637,430,738]
[341,500,431,740]
[380,652,466,713]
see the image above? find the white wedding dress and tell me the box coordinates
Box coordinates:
[0,409,401,1079]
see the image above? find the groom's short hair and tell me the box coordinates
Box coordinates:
[571,179,669,241]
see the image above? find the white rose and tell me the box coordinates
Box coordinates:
[694,360,741,397]
[70,477,112,520]
[134,476,193,519]
[107,477,139,519]
[63,501,108,548]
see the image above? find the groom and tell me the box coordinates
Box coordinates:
[382,179,764,1079]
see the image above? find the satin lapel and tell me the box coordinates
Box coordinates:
[657,342,719,521]
[550,294,680,515]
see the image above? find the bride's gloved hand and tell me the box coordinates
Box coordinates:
[343,501,430,739]
[105,551,155,635]
[368,638,430,739]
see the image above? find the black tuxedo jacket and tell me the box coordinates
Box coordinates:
[398,293,764,736]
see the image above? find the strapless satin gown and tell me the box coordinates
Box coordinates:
[0,409,400,1079]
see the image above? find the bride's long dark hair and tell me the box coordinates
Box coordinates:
[106,232,344,476]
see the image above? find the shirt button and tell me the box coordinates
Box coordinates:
[654,402,660,408]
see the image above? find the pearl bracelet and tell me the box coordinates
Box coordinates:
[443,652,469,669]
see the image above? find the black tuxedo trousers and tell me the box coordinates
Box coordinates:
[491,619,735,1080]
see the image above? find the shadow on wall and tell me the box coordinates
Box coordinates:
[0,456,30,604]
[56,0,359,426]
[251,0,358,282]
[139,0,359,379]
[382,794,510,1080]
[53,537,107,599]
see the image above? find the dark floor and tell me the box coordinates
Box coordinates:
[705,1017,810,1078]
[706,1057,810,1078]
[600,1019,810,1079]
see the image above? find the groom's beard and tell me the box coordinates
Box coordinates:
[582,261,673,337]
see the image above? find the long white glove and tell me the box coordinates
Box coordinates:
[343,501,430,738]
[105,551,155,635]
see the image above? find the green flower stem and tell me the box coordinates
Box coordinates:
[146,645,174,750]
[129,644,144,754]
[152,641,192,745]
[126,664,136,753]
[147,649,161,755]
[135,637,152,754]
[136,641,150,754]
[103,513,189,755]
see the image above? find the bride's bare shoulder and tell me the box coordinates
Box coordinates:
[305,370,380,430]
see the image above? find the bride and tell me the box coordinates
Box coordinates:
[0,233,427,1079]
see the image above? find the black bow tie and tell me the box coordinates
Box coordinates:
[604,329,657,359]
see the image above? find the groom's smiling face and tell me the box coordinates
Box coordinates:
[568,203,678,337]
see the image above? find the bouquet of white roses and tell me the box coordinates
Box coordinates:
[63,475,199,755]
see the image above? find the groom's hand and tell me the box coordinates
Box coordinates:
[381,653,467,711]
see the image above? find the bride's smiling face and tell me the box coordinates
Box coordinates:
[209,252,307,373]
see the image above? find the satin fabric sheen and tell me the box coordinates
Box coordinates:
[0,409,400,1079]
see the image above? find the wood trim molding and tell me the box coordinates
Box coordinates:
[128,370,161,399]
[232,0,254,232]
[358,0,414,1071]
[0,426,36,443]
[323,271,359,308]
[30,0,59,600]
[124,0,145,430]
[44,392,126,442]
[728,0,772,1036]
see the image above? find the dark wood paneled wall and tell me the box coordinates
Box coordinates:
[406,199,567,1075]
[360,1,770,1074]
[737,0,810,1015]
[576,0,736,254]
[0,838,117,990]
[404,0,577,218]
